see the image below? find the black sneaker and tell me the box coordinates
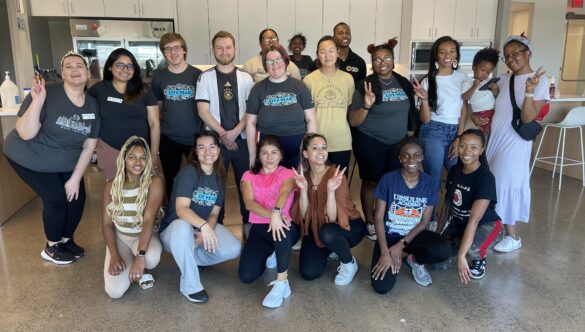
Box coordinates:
[41,243,76,265]
[469,259,486,279]
[182,289,209,303]
[60,238,86,258]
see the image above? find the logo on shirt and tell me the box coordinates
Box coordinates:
[314,85,346,109]
[164,83,195,101]
[223,81,234,101]
[56,115,92,135]
[386,194,428,234]
[345,66,359,73]
[192,187,219,206]
[382,88,408,102]
[453,189,463,207]
[263,92,298,107]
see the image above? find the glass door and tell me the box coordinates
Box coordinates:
[73,37,124,80]
[125,38,165,78]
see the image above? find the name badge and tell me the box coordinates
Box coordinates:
[107,96,123,103]
[82,113,95,120]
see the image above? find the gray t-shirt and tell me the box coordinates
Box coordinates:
[350,78,410,145]
[160,164,226,232]
[246,77,314,136]
[3,82,100,172]
[151,65,202,146]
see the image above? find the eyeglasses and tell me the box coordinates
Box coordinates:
[114,62,135,71]
[163,45,183,53]
[263,36,279,42]
[501,48,527,61]
[265,57,284,66]
[372,56,393,64]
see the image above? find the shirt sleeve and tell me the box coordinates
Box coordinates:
[297,80,315,110]
[174,166,198,199]
[374,173,390,202]
[195,71,210,102]
[150,73,163,101]
[349,88,364,111]
[473,169,497,203]
[215,181,226,207]
[240,170,253,184]
[145,87,158,106]
[534,76,550,101]
[347,75,355,106]
[246,84,261,115]
[462,77,473,92]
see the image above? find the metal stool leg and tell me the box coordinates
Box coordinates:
[580,126,585,187]
[552,127,563,179]
[530,125,548,175]
[559,128,567,190]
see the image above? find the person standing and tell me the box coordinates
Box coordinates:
[332,22,367,86]
[243,28,302,83]
[4,52,100,264]
[288,33,316,79]
[196,31,254,228]
[151,32,202,197]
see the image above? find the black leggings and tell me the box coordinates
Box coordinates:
[299,219,366,280]
[8,159,86,243]
[238,223,300,283]
[370,230,451,294]
[159,134,193,199]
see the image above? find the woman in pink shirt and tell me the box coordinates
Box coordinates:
[238,135,299,308]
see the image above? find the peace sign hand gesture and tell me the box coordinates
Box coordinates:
[293,166,308,191]
[363,81,375,108]
[526,66,546,93]
[326,165,347,193]
[411,76,428,100]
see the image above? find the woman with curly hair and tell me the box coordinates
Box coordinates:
[102,136,164,298]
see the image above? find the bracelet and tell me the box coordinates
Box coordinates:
[525,93,534,98]
[199,222,209,230]
[363,105,371,111]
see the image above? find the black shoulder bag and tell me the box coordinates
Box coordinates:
[509,75,542,141]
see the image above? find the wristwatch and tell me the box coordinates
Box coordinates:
[137,250,146,257]
[272,207,281,213]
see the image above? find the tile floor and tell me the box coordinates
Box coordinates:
[0,165,584,331]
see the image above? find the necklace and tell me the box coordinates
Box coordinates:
[379,77,394,86]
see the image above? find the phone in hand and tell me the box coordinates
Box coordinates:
[34,69,42,84]
[478,77,500,91]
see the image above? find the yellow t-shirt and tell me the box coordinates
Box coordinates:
[303,70,355,152]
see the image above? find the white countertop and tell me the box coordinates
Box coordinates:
[549,95,585,102]
[0,105,20,116]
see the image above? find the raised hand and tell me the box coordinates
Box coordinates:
[525,66,546,93]
[326,165,347,193]
[292,166,308,191]
[411,76,428,100]
[363,81,375,108]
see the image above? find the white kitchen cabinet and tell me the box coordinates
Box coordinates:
[208,0,239,63]
[295,0,323,58]
[30,0,104,17]
[411,0,456,41]
[176,0,211,65]
[104,0,174,19]
[323,0,350,35]
[454,0,497,41]
[350,0,377,63]
[374,0,402,63]
[238,0,267,63]
[267,0,295,48]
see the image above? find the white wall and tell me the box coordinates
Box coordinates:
[0,0,16,79]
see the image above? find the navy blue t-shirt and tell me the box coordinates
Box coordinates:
[374,170,438,236]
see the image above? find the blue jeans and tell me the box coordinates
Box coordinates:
[420,120,459,193]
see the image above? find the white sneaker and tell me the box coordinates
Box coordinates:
[366,223,377,241]
[334,256,358,285]
[262,279,291,308]
[291,238,302,251]
[404,254,432,286]
[266,252,277,269]
[494,235,522,253]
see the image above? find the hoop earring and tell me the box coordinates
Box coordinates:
[452,60,458,69]
[434,61,439,69]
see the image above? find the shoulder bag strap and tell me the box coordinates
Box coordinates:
[509,75,521,121]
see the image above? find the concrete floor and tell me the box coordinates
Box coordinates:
[1,165,584,331]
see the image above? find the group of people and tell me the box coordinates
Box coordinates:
[3,20,548,308]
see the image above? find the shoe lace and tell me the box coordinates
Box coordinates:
[470,260,483,270]
[267,280,286,289]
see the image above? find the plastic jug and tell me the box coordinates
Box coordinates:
[0,71,20,107]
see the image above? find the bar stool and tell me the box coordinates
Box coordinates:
[530,106,585,190]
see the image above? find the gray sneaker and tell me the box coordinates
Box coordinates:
[404,254,432,286]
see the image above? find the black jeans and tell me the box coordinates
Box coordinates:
[238,223,300,282]
[159,134,193,199]
[217,138,249,225]
[299,219,365,280]
[8,159,86,242]
[370,230,451,294]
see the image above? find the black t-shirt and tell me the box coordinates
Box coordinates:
[290,55,316,79]
[215,69,240,131]
[88,80,157,149]
[337,48,367,85]
[446,164,500,225]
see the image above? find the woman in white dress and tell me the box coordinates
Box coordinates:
[477,34,549,253]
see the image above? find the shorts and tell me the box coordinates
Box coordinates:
[352,128,401,182]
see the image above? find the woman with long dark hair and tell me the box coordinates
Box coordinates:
[238,135,299,308]
[412,36,467,220]
[102,136,164,298]
[438,129,502,284]
[88,48,160,180]
[159,130,241,303]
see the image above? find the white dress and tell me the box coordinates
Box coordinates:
[486,72,549,225]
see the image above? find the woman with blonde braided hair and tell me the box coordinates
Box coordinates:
[102,136,164,298]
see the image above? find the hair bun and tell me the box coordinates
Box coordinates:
[367,44,376,54]
[388,37,398,49]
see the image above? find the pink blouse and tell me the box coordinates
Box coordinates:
[241,166,296,224]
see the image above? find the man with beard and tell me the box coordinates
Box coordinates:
[196,31,254,230]
[243,28,301,83]
[152,32,203,198]
[333,22,367,86]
